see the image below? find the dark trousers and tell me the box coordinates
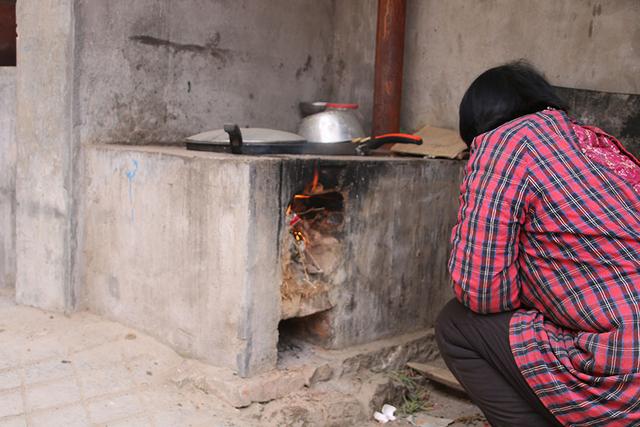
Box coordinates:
[435,299,562,427]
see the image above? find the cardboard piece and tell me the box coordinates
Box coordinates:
[391,125,468,159]
[407,362,465,393]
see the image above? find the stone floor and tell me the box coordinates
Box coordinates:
[0,289,484,426]
[0,289,256,427]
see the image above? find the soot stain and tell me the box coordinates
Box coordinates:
[621,110,640,139]
[130,32,231,64]
[592,3,602,16]
[295,55,313,80]
[336,58,346,80]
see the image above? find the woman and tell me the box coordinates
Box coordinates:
[436,61,640,427]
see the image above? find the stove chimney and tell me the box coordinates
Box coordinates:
[372,0,407,137]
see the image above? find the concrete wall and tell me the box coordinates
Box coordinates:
[15,0,80,311]
[75,0,337,144]
[0,68,15,288]
[334,0,640,133]
[14,0,339,313]
[70,0,640,141]
[331,0,377,136]
[82,146,282,377]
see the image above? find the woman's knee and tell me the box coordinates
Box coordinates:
[435,298,466,350]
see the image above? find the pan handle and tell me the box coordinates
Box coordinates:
[356,133,422,155]
[224,124,243,154]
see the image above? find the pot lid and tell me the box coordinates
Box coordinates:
[186,128,306,145]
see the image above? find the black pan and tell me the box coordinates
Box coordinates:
[185,124,422,156]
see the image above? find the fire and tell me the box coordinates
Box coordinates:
[286,163,345,259]
[301,164,322,195]
[287,165,323,247]
[310,167,319,192]
[282,164,346,316]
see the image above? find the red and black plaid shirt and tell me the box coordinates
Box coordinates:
[449,109,640,426]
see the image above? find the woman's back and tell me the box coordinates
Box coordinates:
[443,61,640,426]
[462,108,640,425]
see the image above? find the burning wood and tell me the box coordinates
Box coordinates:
[281,168,345,319]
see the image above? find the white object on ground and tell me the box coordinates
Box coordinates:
[374,404,397,423]
[374,411,390,423]
[382,404,397,420]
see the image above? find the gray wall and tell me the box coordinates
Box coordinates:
[49,0,640,143]
[75,0,337,144]
[15,0,80,311]
[14,0,339,312]
[14,0,639,316]
[333,0,640,133]
[332,0,377,136]
[0,68,15,289]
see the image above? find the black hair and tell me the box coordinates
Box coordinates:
[458,61,568,146]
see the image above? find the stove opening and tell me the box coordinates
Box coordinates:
[277,310,332,361]
[280,167,345,341]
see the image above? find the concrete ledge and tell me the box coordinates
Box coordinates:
[171,328,439,408]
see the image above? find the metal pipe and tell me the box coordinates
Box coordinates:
[372,0,406,137]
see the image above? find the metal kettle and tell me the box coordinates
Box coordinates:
[298,102,366,143]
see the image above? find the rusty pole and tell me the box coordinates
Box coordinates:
[372,0,406,138]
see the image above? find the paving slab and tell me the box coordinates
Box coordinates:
[0,290,483,426]
[0,292,249,427]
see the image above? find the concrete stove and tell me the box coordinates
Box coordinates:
[82,145,463,377]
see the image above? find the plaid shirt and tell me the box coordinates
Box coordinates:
[449,109,640,426]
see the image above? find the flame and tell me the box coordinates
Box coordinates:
[286,164,325,247]
[302,164,321,194]
[310,166,319,192]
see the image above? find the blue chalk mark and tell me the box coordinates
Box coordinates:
[126,159,139,181]
[125,159,139,222]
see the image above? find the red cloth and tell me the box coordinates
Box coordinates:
[449,109,640,426]
[573,123,640,195]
